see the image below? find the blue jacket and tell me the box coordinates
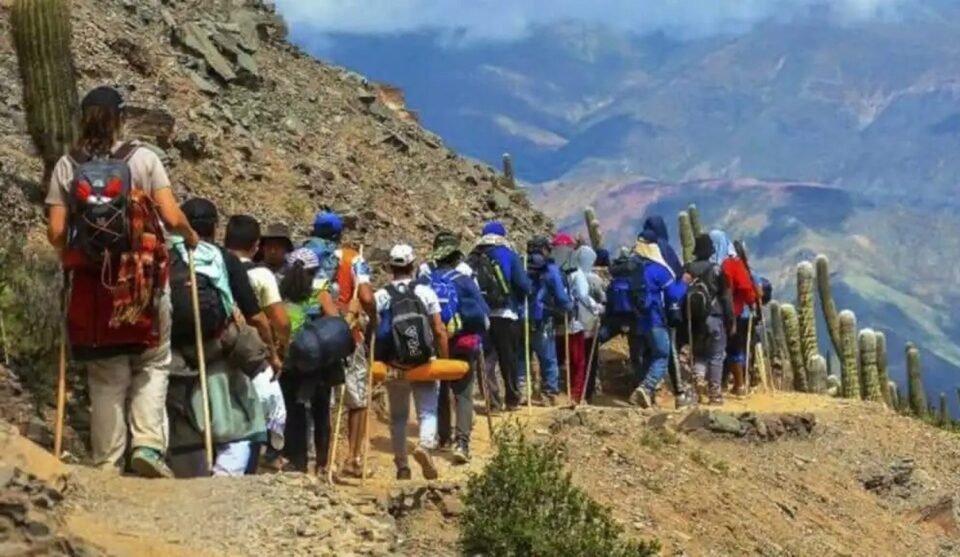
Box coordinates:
[528,260,573,322]
[435,264,491,321]
[482,244,532,316]
[635,258,687,332]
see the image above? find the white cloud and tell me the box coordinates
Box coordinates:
[274,0,910,41]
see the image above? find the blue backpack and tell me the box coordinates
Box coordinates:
[605,255,648,328]
[427,268,462,336]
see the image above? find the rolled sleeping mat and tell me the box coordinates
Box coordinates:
[372,359,470,383]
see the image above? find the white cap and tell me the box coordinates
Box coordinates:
[389,244,416,266]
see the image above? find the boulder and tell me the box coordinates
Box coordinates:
[125,106,176,145]
[173,22,237,83]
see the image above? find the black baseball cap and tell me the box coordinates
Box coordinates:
[81,86,125,113]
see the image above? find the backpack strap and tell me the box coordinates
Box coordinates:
[111,141,140,162]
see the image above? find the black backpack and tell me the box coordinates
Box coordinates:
[382,283,434,367]
[468,248,510,310]
[287,316,354,384]
[169,250,230,348]
[604,255,648,329]
[67,143,139,261]
[685,264,720,334]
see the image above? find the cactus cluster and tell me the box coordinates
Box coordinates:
[677,211,695,264]
[815,255,843,357]
[781,304,807,392]
[583,207,603,250]
[839,310,860,399]
[768,301,792,388]
[11,0,80,181]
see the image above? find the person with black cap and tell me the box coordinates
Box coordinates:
[45,86,198,478]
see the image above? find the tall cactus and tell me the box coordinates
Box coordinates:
[768,301,792,387]
[875,331,892,407]
[889,381,901,410]
[806,354,827,394]
[796,261,819,365]
[583,207,603,250]
[687,203,704,235]
[906,344,926,417]
[815,255,843,358]
[782,304,807,392]
[11,0,80,182]
[858,329,884,402]
[839,310,860,399]
[677,211,695,264]
[502,153,515,188]
[939,393,949,426]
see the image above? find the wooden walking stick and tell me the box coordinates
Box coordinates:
[581,320,602,405]
[53,274,70,460]
[564,314,572,401]
[744,312,754,395]
[187,250,215,472]
[360,327,376,487]
[522,255,533,415]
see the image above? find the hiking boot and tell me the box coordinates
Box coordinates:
[396,466,412,481]
[130,447,174,479]
[413,447,439,480]
[451,443,471,465]
[675,392,695,409]
[629,387,653,409]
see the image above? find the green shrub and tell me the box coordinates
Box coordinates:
[460,422,660,557]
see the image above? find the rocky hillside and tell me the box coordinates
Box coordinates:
[0,0,548,259]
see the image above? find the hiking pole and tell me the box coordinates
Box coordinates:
[53,273,70,460]
[361,326,376,487]
[188,250,215,472]
[582,320,602,405]
[477,347,495,443]
[564,314,572,401]
[744,313,754,396]
[523,257,533,415]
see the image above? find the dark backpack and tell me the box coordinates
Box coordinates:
[67,143,139,261]
[287,316,354,384]
[546,268,575,322]
[377,283,435,367]
[605,255,647,327]
[169,250,230,348]
[468,248,510,310]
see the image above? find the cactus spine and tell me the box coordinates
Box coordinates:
[839,310,860,399]
[857,329,883,402]
[806,354,827,394]
[687,203,704,235]
[796,262,819,368]
[677,211,695,264]
[502,153,515,188]
[875,331,891,407]
[583,207,603,250]
[815,255,843,358]
[781,304,807,392]
[11,0,80,182]
[768,301,792,388]
[906,344,926,417]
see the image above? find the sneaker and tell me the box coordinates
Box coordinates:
[451,443,471,465]
[396,466,412,481]
[629,387,653,409]
[413,447,439,480]
[129,447,174,479]
[675,392,695,409]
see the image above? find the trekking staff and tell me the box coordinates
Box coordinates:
[361,329,375,485]
[46,86,197,477]
[54,277,69,460]
[582,320,602,405]
[522,255,533,415]
[187,250,215,470]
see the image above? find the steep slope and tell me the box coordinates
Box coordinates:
[0,0,548,261]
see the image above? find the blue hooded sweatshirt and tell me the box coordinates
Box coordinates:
[476,221,532,319]
[526,253,573,323]
[642,216,684,277]
[634,257,687,333]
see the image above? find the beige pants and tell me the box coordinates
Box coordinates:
[86,293,171,470]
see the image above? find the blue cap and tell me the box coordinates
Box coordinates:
[312,211,343,239]
[481,221,506,237]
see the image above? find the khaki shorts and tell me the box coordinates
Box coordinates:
[342,342,369,410]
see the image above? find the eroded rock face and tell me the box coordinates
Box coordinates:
[678,410,817,441]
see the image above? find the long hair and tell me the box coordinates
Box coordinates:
[280,261,314,304]
[76,106,122,158]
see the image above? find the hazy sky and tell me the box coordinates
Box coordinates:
[275,0,910,40]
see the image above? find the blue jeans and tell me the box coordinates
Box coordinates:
[639,326,672,393]
[517,319,561,395]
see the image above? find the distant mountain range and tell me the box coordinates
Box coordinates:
[287,5,960,408]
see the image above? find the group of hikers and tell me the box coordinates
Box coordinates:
[44,86,771,482]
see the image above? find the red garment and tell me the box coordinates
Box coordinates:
[556,332,587,403]
[722,257,757,317]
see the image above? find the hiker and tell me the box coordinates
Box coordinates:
[376,244,449,480]
[551,234,603,404]
[579,245,607,403]
[469,221,532,411]
[256,222,294,280]
[277,248,353,476]
[710,230,757,396]
[683,234,734,404]
[45,86,198,477]
[166,198,268,477]
[519,235,572,406]
[225,215,290,467]
[628,229,686,408]
[420,231,490,463]
[302,210,375,479]
[642,216,684,277]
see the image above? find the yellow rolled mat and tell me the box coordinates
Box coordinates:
[371,359,469,382]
